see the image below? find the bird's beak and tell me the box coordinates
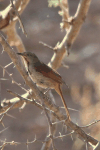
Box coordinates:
[17,53,24,56]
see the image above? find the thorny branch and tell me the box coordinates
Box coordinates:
[0,0,99,150]
[10,0,27,36]
[48,0,92,69]
[0,86,99,147]
[41,100,56,150]
[0,137,48,150]
[0,64,27,92]
[4,89,100,148]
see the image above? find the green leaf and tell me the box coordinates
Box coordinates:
[48,0,62,7]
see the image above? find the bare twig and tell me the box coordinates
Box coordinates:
[39,41,55,51]
[86,142,89,150]
[60,106,79,112]
[54,131,74,139]
[0,127,9,134]
[0,136,46,150]
[61,62,69,69]
[6,89,50,113]
[4,62,13,68]
[94,142,100,150]
[0,64,27,92]
[41,91,57,150]
[80,120,100,128]
[42,103,56,150]
[10,0,27,36]
[0,100,17,127]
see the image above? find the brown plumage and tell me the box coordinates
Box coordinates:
[17,52,70,120]
[34,62,64,84]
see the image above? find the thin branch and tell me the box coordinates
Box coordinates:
[0,64,27,92]
[54,131,74,139]
[52,120,65,125]
[94,142,100,150]
[10,0,27,37]
[61,62,69,69]
[0,127,9,134]
[39,41,55,51]
[4,62,13,68]
[86,142,89,150]
[42,102,56,150]
[80,120,100,128]
[6,89,50,114]
[39,91,57,150]
[0,137,46,150]
[0,100,17,127]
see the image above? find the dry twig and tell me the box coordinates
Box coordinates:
[10,0,27,36]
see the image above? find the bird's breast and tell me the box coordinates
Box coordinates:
[28,65,56,89]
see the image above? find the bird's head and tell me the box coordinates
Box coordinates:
[17,52,39,63]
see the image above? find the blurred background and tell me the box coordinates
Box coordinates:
[0,0,100,149]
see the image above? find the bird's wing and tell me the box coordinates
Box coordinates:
[34,62,64,84]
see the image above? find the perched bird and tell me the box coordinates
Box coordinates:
[17,52,70,119]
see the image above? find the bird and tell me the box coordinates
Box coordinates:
[17,52,70,120]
